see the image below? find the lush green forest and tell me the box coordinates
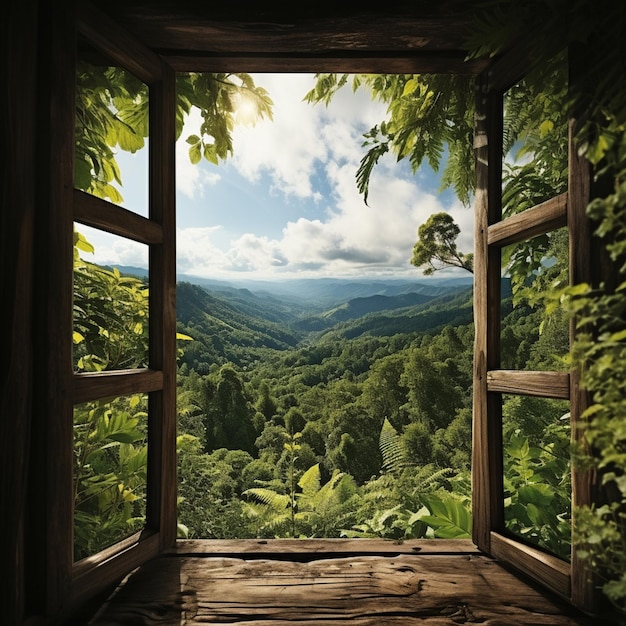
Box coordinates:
[169,271,571,558]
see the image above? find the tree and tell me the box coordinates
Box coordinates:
[203,364,257,454]
[411,212,473,275]
[76,66,272,203]
[304,74,475,206]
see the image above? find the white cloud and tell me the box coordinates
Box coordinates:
[176,108,222,200]
[77,225,149,268]
[169,73,474,280]
[176,226,228,276]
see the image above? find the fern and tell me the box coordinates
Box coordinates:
[379,418,408,473]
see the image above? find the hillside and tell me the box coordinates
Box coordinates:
[175,276,475,374]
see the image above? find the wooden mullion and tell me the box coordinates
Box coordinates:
[472,71,504,553]
[487,370,570,399]
[74,190,163,245]
[73,369,164,404]
[488,192,568,247]
[147,60,177,550]
[567,60,596,611]
[76,2,162,84]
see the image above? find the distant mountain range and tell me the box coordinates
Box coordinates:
[113,265,473,312]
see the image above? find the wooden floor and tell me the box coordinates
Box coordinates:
[87,539,598,625]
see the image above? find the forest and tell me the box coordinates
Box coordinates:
[71,1,626,614]
[72,248,571,560]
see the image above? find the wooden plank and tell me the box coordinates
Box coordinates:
[166,53,487,75]
[174,538,480,556]
[68,533,161,621]
[472,72,504,553]
[74,190,163,245]
[89,553,592,625]
[76,2,162,84]
[487,370,570,399]
[490,532,571,600]
[146,59,179,550]
[104,8,481,57]
[73,369,163,404]
[567,76,596,612]
[488,193,568,247]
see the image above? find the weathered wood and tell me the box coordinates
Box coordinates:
[472,72,504,554]
[70,532,161,613]
[73,369,164,404]
[167,53,486,75]
[487,370,570,399]
[490,532,571,599]
[147,57,178,551]
[74,190,163,245]
[35,1,78,614]
[567,67,596,613]
[93,3,488,61]
[488,193,568,247]
[88,551,594,625]
[77,2,162,84]
[174,538,479,556]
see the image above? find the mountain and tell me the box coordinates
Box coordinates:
[174,274,472,311]
[322,292,434,322]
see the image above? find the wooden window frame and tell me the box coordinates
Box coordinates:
[31,2,596,620]
[471,49,595,611]
[36,4,176,616]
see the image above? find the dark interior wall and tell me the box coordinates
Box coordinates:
[1,2,38,625]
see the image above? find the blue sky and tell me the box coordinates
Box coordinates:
[81,73,474,281]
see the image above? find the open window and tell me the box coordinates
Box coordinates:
[31,4,177,616]
[24,3,599,622]
[472,47,595,610]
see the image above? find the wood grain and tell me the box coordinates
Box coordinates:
[487,370,570,399]
[88,550,593,625]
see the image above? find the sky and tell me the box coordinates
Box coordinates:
[81,73,474,281]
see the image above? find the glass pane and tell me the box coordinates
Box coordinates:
[75,37,149,216]
[73,394,148,561]
[73,225,149,372]
[500,227,569,371]
[501,49,568,219]
[502,394,571,561]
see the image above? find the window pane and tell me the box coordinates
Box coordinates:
[501,49,568,219]
[75,37,149,216]
[502,394,571,561]
[73,394,148,561]
[73,225,149,372]
[500,227,569,371]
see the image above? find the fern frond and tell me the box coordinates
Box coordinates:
[243,488,290,511]
[297,463,321,497]
[379,418,408,473]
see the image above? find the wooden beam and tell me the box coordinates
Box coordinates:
[146,58,178,550]
[74,190,163,246]
[166,53,488,75]
[73,369,163,404]
[487,370,570,399]
[490,532,571,600]
[488,193,568,247]
[472,72,504,554]
[174,538,480,557]
[76,2,162,84]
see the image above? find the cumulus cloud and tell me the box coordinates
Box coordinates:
[168,73,474,280]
